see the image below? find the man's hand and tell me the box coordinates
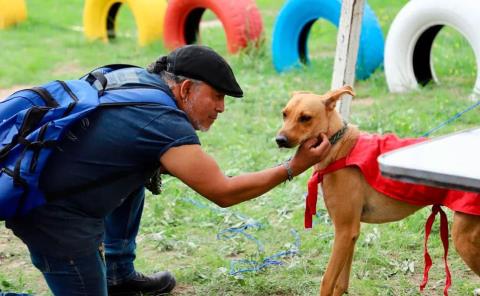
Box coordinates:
[289,133,331,176]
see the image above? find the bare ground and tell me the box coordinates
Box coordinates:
[0,226,49,294]
[0,85,32,99]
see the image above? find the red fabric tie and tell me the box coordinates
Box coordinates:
[305,157,347,228]
[305,171,319,228]
[420,205,451,295]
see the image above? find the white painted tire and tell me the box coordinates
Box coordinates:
[384,0,480,96]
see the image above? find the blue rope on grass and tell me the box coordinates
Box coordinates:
[179,197,301,275]
[228,229,300,276]
[180,196,260,225]
[217,223,264,253]
[421,99,480,137]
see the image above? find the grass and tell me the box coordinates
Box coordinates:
[1,0,480,295]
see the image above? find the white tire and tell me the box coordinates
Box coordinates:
[384,0,480,96]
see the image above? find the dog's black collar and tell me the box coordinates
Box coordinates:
[328,120,348,145]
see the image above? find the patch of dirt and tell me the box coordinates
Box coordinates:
[171,284,197,295]
[52,61,84,77]
[0,85,32,100]
[0,225,48,293]
[0,62,85,100]
[0,62,84,100]
[352,97,375,106]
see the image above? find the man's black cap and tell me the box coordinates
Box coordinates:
[165,45,243,98]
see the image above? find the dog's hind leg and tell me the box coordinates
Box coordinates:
[452,211,480,275]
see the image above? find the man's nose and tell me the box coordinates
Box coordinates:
[275,134,289,148]
[216,99,225,113]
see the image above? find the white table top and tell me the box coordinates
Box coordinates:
[378,127,480,193]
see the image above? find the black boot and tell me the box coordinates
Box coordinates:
[108,271,176,296]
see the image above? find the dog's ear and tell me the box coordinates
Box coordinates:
[324,86,356,110]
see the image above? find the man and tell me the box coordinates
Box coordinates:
[4,45,331,295]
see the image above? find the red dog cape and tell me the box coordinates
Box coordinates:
[306,133,480,296]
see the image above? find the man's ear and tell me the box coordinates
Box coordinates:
[179,79,194,100]
[324,85,356,111]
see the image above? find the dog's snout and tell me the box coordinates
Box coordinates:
[275,135,289,148]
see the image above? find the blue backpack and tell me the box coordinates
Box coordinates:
[0,64,177,220]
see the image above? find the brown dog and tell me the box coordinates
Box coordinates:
[276,86,480,296]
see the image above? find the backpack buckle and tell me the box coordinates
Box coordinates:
[86,71,108,96]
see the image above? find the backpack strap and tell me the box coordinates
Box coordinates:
[81,64,142,96]
[0,81,80,163]
[82,64,168,98]
[29,87,60,108]
[89,67,178,108]
[0,107,50,162]
[1,107,54,216]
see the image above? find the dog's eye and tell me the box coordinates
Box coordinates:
[299,115,312,123]
[282,111,287,119]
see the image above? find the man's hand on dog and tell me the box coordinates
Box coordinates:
[290,133,331,177]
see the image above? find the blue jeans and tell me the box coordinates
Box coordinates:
[19,187,145,295]
[105,187,145,285]
[30,249,107,295]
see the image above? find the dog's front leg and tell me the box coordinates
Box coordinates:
[333,248,354,295]
[320,219,360,296]
[320,171,363,296]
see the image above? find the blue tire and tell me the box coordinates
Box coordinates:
[272,0,384,80]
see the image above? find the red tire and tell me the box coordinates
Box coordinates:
[163,0,263,53]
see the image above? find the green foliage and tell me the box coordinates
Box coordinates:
[1,0,479,295]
